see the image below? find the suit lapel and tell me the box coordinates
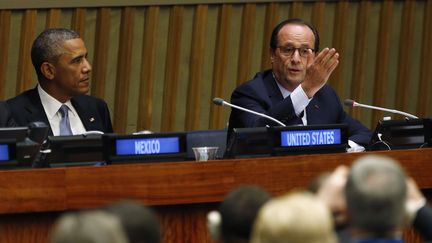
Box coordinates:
[263,71,284,105]
[306,99,318,124]
[27,88,54,135]
[71,97,99,131]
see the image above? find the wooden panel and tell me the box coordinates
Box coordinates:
[45,8,61,29]
[0,169,65,213]
[71,8,86,38]
[16,9,37,95]
[328,0,348,95]
[114,7,135,133]
[371,1,393,126]
[236,3,256,85]
[350,1,370,119]
[209,4,232,129]
[64,149,432,208]
[261,3,279,70]
[0,10,11,99]
[311,1,325,42]
[66,161,234,207]
[0,213,59,243]
[0,0,306,10]
[289,1,302,18]
[0,149,429,212]
[416,1,432,117]
[0,149,432,242]
[158,204,214,243]
[161,6,183,132]
[91,8,111,99]
[185,5,208,131]
[394,0,415,112]
[137,6,160,131]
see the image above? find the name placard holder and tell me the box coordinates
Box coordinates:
[269,124,348,155]
[368,119,425,150]
[103,133,187,164]
[0,139,17,167]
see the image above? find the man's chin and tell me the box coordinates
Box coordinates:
[76,87,90,95]
[285,76,303,87]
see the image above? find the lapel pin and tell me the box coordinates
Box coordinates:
[314,104,319,109]
[90,117,95,122]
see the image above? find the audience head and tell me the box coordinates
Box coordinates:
[105,200,161,243]
[251,191,336,243]
[51,210,128,243]
[315,165,350,228]
[213,185,271,243]
[345,155,407,236]
[31,28,92,102]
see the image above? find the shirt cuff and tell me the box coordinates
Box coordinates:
[406,198,427,225]
[291,85,311,116]
[347,140,366,152]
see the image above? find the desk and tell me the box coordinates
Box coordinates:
[0,148,431,242]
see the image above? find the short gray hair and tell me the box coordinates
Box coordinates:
[345,155,407,236]
[31,28,80,80]
[51,210,128,243]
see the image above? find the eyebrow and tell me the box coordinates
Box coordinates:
[280,43,312,48]
[69,53,88,63]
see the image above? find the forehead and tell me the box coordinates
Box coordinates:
[277,23,315,47]
[58,38,87,56]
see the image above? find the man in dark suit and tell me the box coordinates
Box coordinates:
[7,28,113,135]
[317,163,432,243]
[228,19,371,146]
[0,101,16,127]
[345,155,406,242]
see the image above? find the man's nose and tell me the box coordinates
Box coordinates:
[83,58,92,72]
[290,49,301,63]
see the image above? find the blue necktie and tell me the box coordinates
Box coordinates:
[59,105,73,136]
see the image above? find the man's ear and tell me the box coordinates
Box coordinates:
[40,62,55,80]
[270,48,275,63]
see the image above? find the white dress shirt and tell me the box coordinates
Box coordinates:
[274,78,364,151]
[274,79,310,125]
[38,85,87,136]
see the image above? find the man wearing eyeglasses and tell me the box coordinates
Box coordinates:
[228,18,371,148]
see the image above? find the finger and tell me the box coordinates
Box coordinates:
[320,48,337,65]
[327,57,339,74]
[313,47,330,64]
[321,51,339,71]
[306,49,316,67]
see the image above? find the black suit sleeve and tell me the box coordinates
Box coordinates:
[0,101,17,127]
[413,204,432,240]
[229,84,299,128]
[100,100,113,133]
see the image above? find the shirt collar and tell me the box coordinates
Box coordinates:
[37,85,75,119]
[272,72,291,99]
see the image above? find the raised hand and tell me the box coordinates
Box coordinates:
[301,48,339,98]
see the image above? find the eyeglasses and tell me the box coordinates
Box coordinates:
[277,46,314,57]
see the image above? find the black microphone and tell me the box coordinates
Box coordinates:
[212,98,286,126]
[344,99,418,119]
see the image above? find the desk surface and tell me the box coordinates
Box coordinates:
[1,148,431,214]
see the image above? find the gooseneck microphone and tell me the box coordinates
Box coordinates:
[212,98,286,126]
[344,99,418,119]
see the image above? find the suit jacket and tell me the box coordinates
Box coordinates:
[7,87,113,135]
[413,205,432,241]
[228,70,372,145]
[0,101,16,127]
